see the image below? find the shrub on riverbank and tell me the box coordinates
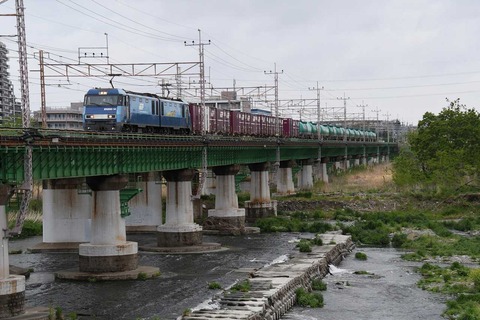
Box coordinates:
[9,220,42,239]
[255,216,332,233]
[295,288,324,308]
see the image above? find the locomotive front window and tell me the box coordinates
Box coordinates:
[85,95,123,106]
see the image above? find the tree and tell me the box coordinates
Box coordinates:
[393,99,480,193]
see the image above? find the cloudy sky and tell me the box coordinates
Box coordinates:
[1,0,479,125]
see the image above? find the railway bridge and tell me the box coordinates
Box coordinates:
[0,128,396,318]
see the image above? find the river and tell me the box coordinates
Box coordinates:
[9,234,447,319]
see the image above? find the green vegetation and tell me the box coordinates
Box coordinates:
[208,281,222,290]
[295,287,324,308]
[297,240,312,253]
[355,252,367,260]
[230,279,251,292]
[9,220,42,239]
[417,262,480,319]
[296,236,325,253]
[137,272,148,281]
[311,279,327,291]
[255,216,332,233]
[393,99,480,194]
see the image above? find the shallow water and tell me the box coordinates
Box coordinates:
[9,233,297,319]
[285,247,447,320]
[8,236,447,319]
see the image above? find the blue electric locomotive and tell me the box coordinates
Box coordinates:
[83,88,191,133]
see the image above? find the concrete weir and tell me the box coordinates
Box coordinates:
[181,232,354,320]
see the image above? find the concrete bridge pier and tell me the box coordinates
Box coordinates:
[320,157,328,183]
[344,156,351,170]
[354,156,361,167]
[277,160,295,195]
[126,172,162,233]
[156,169,203,247]
[205,165,245,234]
[245,162,277,222]
[361,155,368,166]
[33,178,91,251]
[297,159,314,190]
[334,157,343,172]
[79,175,138,273]
[0,185,25,318]
[201,169,216,196]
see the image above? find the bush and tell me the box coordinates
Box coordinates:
[298,240,312,253]
[311,279,327,291]
[312,237,323,246]
[295,288,324,308]
[392,233,408,248]
[10,220,42,239]
[208,281,222,290]
[355,252,368,260]
[307,221,332,234]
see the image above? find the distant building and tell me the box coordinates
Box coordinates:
[0,42,21,125]
[33,102,83,130]
[205,91,251,112]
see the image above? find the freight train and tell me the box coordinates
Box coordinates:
[83,88,377,141]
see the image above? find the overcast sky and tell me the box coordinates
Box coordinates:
[1,0,479,125]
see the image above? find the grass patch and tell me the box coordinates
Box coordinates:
[416,262,480,319]
[355,252,368,260]
[295,287,324,308]
[255,216,332,233]
[208,281,222,290]
[311,279,327,291]
[8,219,42,239]
[137,272,148,281]
[297,240,312,253]
[230,279,251,292]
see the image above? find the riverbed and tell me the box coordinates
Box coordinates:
[9,235,447,319]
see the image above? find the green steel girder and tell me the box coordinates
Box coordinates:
[207,145,277,166]
[1,138,398,185]
[31,145,204,180]
[0,147,25,184]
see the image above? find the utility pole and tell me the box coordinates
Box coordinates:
[39,50,47,128]
[337,93,350,141]
[371,106,381,142]
[383,111,391,143]
[184,29,210,134]
[13,0,32,235]
[264,63,283,136]
[309,82,323,141]
[185,29,210,197]
[357,103,368,142]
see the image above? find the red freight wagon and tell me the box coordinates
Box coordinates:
[208,106,230,134]
[250,114,261,136]
[230,110,245,135]
[189,103,203,134]
[282,118,299,138]
[260,115,276,136]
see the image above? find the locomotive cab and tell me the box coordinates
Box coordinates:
[83,88,129,131]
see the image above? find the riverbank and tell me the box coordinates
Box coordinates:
[181,232,354,320]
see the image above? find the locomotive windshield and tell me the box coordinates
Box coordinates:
[85,95,124,106]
